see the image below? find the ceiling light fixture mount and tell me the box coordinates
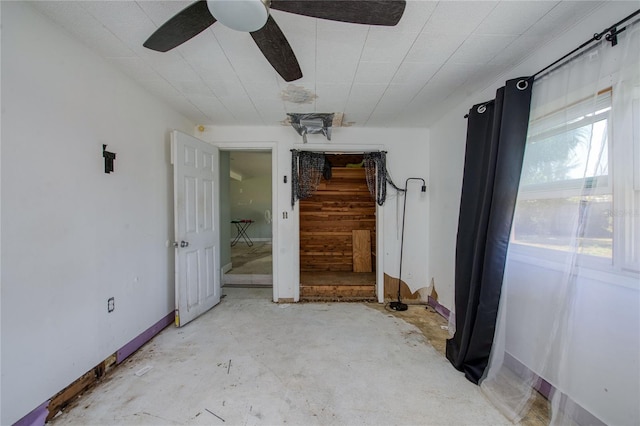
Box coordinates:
[288,113,335,143]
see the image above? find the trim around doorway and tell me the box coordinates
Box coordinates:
[214,142,278,302]
[291,143,386,303]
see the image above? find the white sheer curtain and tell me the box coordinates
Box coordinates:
[480,20,640,426]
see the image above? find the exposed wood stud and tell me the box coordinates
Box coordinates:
[46,356,116,421]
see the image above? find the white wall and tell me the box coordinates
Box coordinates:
[503,258,639,425]
[199,126,430,300]
[230,165,272,240]
[0,3,194,424]
[428,2,640,424]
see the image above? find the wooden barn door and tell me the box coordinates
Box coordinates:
[299,154,376,301]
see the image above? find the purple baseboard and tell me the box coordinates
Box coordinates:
[501,340,605,424]
[13,401,48,426]
[116,312,174,364]
[427,296,451,320]
[13,313,173,426]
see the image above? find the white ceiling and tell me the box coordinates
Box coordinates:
[31,0,606,128]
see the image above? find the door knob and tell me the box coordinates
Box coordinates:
[180,240,189,248]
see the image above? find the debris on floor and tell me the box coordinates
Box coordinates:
[134,365,153,377]
[205,408,225,422]
[49,288,520,426]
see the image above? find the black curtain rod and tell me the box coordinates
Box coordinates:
[532,8,640,79]
[464,8,639,119]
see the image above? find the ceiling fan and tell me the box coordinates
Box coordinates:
[143,0,406,82]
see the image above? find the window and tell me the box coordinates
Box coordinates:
[511,87,639,274]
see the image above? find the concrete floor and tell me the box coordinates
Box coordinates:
[368,303,550,426]
[50,288,513,425]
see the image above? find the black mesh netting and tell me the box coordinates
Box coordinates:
[292,150,401,208]
[291,150,325,207]
[364,152,385,206]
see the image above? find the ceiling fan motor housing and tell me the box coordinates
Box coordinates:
[206,0,269,32]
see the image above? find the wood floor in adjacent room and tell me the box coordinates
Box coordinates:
[227,242,272,275]
[224,242,272,286]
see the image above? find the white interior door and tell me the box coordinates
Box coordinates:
[172,130,220,327]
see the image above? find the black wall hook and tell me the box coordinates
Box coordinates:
[103,144,116,174]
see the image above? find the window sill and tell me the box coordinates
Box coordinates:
[508,244,640,290]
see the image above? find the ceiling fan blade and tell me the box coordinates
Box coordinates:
[250,16,303,82]
[270,0,406,26]
[144,1,216,52]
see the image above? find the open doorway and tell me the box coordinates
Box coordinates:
[299,153,377,301]
[220,150,273,289]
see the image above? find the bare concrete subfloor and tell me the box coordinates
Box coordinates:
[367,303,550,426]
[50,288,517,426]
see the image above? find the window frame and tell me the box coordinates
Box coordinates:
[508,88,638,276]
[612,84,640,273]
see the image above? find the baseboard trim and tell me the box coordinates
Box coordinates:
[13,401,48,426]
[502,353,606,425]
[16,353,117,425]
[116,312,174,364]
[428,297,603,424]
[427,296,451,320]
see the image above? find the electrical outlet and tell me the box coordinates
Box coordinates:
[107,297,115,313]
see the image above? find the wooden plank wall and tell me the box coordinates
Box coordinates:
[352,229,372,272]
[300,167,376,272]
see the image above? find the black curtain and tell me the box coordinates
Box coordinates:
[446,77,533,384]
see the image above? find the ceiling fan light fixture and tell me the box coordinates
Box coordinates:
[207,0,269,32]
[145,0,406,81]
